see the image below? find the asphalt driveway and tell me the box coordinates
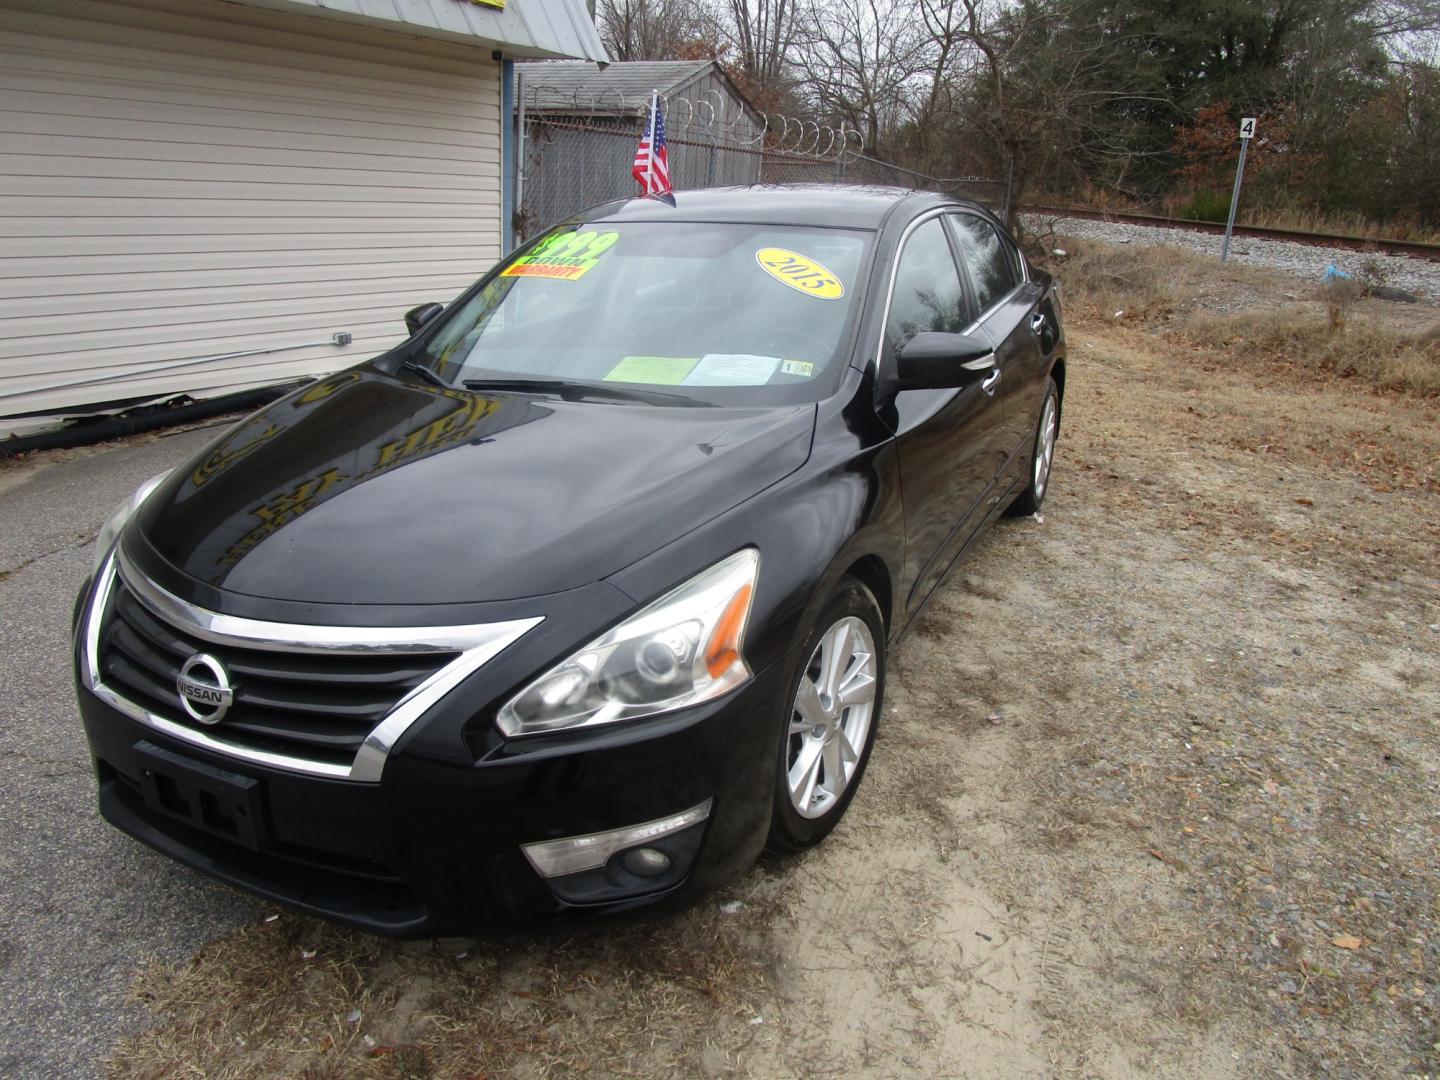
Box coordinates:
[0,423,263,1079]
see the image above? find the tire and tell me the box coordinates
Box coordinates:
[766,577,886,853]
[1007,376,1060,517]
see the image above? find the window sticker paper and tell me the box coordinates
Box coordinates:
[502,230,620,281]
[682,354,781,386]
[781,360,815,377]
[603,356,700,384]
[755,248,845,299]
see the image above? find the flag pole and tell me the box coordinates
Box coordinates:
[648,90,659,192]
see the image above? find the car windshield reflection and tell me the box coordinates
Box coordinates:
[419,222,874,405]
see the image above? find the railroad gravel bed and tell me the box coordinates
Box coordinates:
[1029,214,1440,304]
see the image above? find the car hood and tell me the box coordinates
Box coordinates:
[134,370,815,605]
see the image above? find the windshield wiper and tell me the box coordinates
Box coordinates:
[398,360,448,388]
[460,377,702,406]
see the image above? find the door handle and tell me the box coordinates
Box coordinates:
[981,368,1001,396]
[1030,311,1046,334]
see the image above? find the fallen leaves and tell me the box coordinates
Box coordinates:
[1331,934,1364,950]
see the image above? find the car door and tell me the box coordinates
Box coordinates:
[944,213,1048,496]
[881,215,1010,617]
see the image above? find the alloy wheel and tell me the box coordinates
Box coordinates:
[786,615,878,819]
[1034,393,1058,498]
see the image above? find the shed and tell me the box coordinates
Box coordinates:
[521,59,761,138]
[514,59,764,238]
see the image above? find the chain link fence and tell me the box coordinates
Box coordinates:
[763,143,1007,208]
[514,104,1006,245]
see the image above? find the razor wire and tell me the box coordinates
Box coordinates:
[513,85,1007,244]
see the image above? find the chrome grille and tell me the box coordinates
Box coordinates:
[79,552,543,782]
[99,579,454,766]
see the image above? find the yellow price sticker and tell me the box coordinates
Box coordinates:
[755,248,845,300]
[502,229,620,282]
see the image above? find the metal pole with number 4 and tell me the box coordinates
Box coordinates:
[1221,118,1255,263]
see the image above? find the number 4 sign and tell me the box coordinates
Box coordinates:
[1223,120,1257,261]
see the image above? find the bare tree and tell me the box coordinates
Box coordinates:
[905,0,1170,223]
[790,0,929,149]
[597,0,709,61]
[722,0,802,88]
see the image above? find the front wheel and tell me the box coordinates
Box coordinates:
[1007,376,1059,517]
[766,578,885,853]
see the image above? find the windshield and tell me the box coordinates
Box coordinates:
[417,221,873,405]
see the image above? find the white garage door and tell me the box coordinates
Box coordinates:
[0,0,503,430]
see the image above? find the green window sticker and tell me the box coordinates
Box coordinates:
[503,230,620,281]
[604,356,700,384]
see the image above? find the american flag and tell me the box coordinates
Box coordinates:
[632,91,675,204]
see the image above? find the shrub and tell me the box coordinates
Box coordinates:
[1177,190,1233,223]
[1034,236,1205,320]
[1318,274,1365,330]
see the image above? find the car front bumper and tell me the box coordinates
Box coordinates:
[74,656,787,937]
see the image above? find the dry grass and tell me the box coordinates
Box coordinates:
[1186,306,1440,396]
[1241,205,1440,246]
[110,900,777,1079]
[1041,235,1262,321]
[1057,242,1202,320]
[975,321,1440,1075]
[1038,236,1440,397]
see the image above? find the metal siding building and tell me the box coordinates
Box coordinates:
[0,0,604,436]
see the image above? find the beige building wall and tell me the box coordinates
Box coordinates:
[0,0,503,430]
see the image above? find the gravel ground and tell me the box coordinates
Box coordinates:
[1029,214,1440,304]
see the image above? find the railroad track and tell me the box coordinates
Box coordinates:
[1021,204,1440,262]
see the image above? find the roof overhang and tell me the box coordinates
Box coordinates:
[231,0,608,62]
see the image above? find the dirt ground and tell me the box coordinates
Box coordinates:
[104,269,1440,1078]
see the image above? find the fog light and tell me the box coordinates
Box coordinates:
[521,799,712,879]
[621,847,672,877]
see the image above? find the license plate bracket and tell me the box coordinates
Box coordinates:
[134,741,267,850]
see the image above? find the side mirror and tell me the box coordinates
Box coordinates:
[404,302,444,336]
[895,331,996,391]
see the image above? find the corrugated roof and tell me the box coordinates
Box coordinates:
[235,0,608,62]
[520,59,717,113]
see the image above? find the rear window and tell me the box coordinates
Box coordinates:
[420,221,874,405]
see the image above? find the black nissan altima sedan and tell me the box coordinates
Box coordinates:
[72,185,1065,936]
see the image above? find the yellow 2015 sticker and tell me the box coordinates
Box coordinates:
[755,248,845,299]
[502,229,619,281]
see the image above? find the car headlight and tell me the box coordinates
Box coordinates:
[497,548,759,737]
[92,472,169,574]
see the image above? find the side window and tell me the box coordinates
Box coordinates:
[948,215,1019,314]
[885,219,968,354]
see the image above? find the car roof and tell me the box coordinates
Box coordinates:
[578,184,978,230]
